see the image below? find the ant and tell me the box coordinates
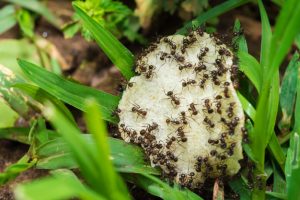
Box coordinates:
[111,108,121,117]
[127,81,135,88]
[165,91,180,106]
[218,47,231,57]
[223,86,230,98]
[197,47,209,60]
[180,111,188,124]
[188,103,198,115]
[162,37,176,50]
[241,127,249,143]
[178,63,193,71]
[203,99,214,114]
[199,74,209,89]
[166,117,181,125]
[173,53,185,63]
[215,101,222,114]
[159,52,169,60]
[182,79,196,87]
[132,104,147,117]
[146,122,158,133]
[226,102,235,118]
[203,116,215,128]
[144,65,156,79]
[194,63,206,74]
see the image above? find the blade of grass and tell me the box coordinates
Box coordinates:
[258,0,272,70]
[4,0,61,28]
[279,52,299,131]
[0,5,17,34]
[0,155,36,185]
[267,0,300,80]
[14,169,105,200]
[176,0,250,35]
[124,173,203,200]
[17,59,120,123]
[35,135,159,175]
[73,3,135,80]
[0,127,30,144]
[84,99,130,199]
[238,52,262,92]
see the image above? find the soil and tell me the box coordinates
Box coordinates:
[0,0,280,199]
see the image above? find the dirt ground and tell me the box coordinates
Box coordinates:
[0,1,279,199]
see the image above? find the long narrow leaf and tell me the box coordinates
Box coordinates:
[176,0,250,35]
[73,3,135,80]
[17,59,120,123]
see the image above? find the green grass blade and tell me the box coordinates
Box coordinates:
[124,173,203,200]
[233,19,248,53]
[84,99,130,200]
[0,5,17,34]
[279,52,299,131]
[258,0,272,69]
[73,3,135,80]
[17,59,120,123]
[14,169,105,200]
[268,0,300,79]
[35,135,159,175]
[0,127,30,144]
[43,102,105,193]
[176,0,250,35]
[238,52,262,92]
[0,155,36,185]
[4,0,61,28]
[285,133,300,200]
[238,92,285,171]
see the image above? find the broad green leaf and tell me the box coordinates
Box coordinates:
[265,192,287,200]
[84,99,130,199]
[14,169,105,200]
[0,155,36,185]
[62,20,81,39]
[124,173,203,200]
[4,0,61,28]
[279,52,299,131]
[36,135,159,175]
[176,0,250,35]
[238,52,262,92]
[0,5,17,34]
[0,127,30,144]
[18,59,120,123]
[73,3,135,80]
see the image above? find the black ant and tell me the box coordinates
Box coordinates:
[173,53,185,63]
[132,104,147,117]
[194,63,206,74]
[111,108,121,117]
[203,99,214,114]
[178,63,193,71]
[162,37,176,50]
[146,122,158,133]
[215,101,222,114]
[166,117,181,125]
[199,74,209,89]
[182,79,196,87]
[165,91,180,106]
[188,103,198,115]
[180,111,188,124]
[144,65,156,79]
[226,102,235,118]
[203,116,215,128]
[223,86,230,98]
